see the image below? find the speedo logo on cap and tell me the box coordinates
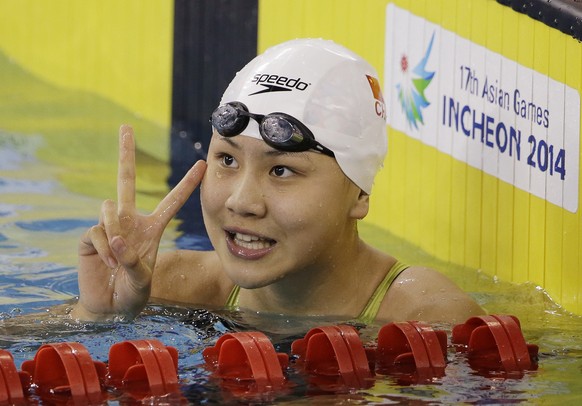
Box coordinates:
[249,73,310,95]
[366,75,386,119]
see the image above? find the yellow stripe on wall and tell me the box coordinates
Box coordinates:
[544,18,566,307]
[512,6,535,285]
[564,38,582,311]
[496,4,519,284]
[480,0,501,278]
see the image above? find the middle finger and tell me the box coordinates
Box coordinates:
[101,199,122,242]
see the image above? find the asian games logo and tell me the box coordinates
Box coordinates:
[396,32,436,129]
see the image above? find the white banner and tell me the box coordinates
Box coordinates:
[385,3,580,212]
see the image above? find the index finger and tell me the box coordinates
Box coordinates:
[153,160,207,224]
[117,124,136,214]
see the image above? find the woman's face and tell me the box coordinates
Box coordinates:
[200,133,364,289]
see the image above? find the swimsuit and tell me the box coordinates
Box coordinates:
[224,260,409,324]
[357,260,409,324]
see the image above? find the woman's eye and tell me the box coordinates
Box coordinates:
[220,154,238,168]
[271,165,293,177]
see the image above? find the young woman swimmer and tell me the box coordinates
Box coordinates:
[71,39,484,324]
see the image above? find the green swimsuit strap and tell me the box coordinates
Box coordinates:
[357,260,410,324]
[225,284,241,309]
[224,261,410,321]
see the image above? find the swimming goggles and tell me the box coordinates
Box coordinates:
[210,101,335,157]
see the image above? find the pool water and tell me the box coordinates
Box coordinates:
[1,132,582,404]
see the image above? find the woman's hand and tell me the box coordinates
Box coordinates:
[71,125,206,321]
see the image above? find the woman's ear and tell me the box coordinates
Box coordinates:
[349,190,370,219]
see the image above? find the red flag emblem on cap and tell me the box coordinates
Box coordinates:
[366,75,386,119]
[366,75,384,103]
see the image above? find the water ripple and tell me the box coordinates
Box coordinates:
[15,218,96,232]
[0,178,56,194]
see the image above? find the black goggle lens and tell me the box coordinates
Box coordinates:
[211,102,249,137]
[261,116,304,144]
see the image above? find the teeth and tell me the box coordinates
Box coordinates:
[233,232,272,250]
[236,232,258,242]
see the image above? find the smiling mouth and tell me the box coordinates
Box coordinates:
[230,232,276,250]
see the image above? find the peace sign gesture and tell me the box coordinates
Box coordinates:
[72,125,206,321]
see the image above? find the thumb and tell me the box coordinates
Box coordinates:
[110,236,152,290]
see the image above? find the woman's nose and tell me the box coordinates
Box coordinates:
[224,173,267,217]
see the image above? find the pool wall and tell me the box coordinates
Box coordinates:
[0,0,581,314]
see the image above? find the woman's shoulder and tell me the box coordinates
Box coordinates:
[378,265,485,324]
[151,249,234,306]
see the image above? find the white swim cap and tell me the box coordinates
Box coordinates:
[219,38,387,194]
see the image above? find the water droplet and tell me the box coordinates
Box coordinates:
[108,265,120,286]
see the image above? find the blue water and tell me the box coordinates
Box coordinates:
[1,131,582,404]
